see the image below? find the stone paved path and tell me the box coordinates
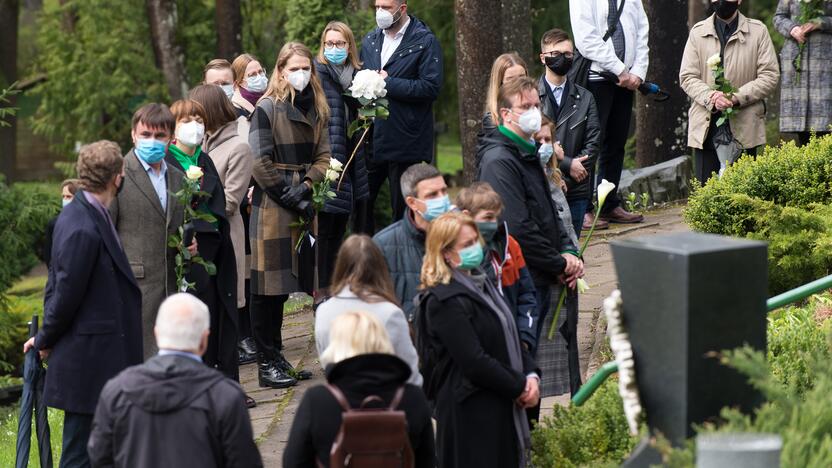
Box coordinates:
[246,205,689,465]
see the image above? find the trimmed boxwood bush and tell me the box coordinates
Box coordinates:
[684,134,832,294]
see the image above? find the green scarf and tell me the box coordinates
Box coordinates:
[498,125,536,155]
[168,144,202,171]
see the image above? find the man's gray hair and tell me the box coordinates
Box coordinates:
[155,293,210,351]
[400,163,442,199]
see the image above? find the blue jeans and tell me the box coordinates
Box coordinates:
[569,198,589,240]
[531,284,553,356]
[60,412,92,468]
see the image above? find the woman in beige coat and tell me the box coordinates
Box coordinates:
[189,85,254,325]
[679,4,779,183]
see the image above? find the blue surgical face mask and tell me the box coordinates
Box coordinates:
[476,221,499,243]
[324,47,348,65]
[135,138,167,164]
[246,73,268,93]
[417,194,451,221]
[457,243,484,271]
[538,143,554,165]
[62,199,71,208]
[220,84,234,99]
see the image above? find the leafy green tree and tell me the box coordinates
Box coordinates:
[285,0,346,50]
[30,0,166,155]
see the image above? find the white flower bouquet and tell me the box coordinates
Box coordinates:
[337,70,390,189]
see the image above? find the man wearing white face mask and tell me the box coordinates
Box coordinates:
[477,76,584,355]
[359,0,443,232]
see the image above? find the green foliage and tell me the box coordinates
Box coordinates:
[285,0,346,52]
[168,173,217,292]
[30,0,166,155]
[767,299,832,395]
[531,379,638,467]
[0,85,19,128]
[241,0,290,69]
[176,0,216,83]
[683,134,832,294]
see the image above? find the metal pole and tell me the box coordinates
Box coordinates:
[572,361,619,406]
[767,273,832,311]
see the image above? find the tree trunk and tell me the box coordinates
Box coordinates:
[0,0,18,182]
[455,0,503,184]
[215,0,242,60]
[146,0,188,100]
[500,0,533,65]
[635,0,689,168]
[688,0,709,28]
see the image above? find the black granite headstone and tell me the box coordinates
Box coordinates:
[611,232,767,445]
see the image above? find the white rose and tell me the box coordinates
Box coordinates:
[329,159,344,172]
[706,53,721,71]
[325,169,339,182]
[349,69,388,100]
[186,166,204,180]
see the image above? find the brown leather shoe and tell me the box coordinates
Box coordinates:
[600,206,644,224]
[583,212,609,231]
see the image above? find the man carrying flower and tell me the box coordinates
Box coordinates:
[679,0,779,183]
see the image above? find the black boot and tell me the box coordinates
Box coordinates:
[257,353,297,389]
[238,337,257,365]
[274,353,312,380]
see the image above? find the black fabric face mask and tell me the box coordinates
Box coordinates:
[714,0,739,20]
[544,54,574,76]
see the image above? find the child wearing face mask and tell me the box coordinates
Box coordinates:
[534,117,578,242]
[247,42,331,389]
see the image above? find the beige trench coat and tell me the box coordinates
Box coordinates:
[680,13,780,149]
[204,119,254,308]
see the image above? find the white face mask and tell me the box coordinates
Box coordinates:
[286,70,312,92]
[512,107,542,135]
[220,84,234,99]
[246,73,268,93]
[176,121,205,147]
[376,7,400,30]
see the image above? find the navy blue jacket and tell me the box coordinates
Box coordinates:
[373,209,426,321]
[36,191,143,415]
[314,59,370,215]
[360,16,443,163]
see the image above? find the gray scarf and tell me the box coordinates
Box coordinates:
[454,270,531,467]
[328,63,355,93]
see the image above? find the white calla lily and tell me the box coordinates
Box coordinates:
[577,278,590,294]
[597,179,616,208]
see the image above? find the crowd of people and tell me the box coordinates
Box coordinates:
[22,0,831,467]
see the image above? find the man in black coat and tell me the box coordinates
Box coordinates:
[23,141,143,468]
[359,0,443,231]
[88,293,262,468]
[477,76,584,352]
[538,28,602,237]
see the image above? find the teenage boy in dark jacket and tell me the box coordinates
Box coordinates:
[477,76,584,352]
[538,28,602,235]
[359,0,443,230]
[456,182,539,351]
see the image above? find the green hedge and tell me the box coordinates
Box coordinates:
[684,134,832,294]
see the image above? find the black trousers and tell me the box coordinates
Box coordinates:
[586,81,634,214]
[693,146,758,184]
[365,160,419,233]
[238,279,252,340]
[796,131,829,147]
[189,232,239,380]
[351,197,372,235]
[60,412,92,468]
[317,212,349,292]
[250,294,288,360]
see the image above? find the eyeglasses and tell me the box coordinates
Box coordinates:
[542,51,574,59]
[324,41,348,49]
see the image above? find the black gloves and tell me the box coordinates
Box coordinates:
[280,182,311,208]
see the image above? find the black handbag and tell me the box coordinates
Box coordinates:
[567,0,627,89]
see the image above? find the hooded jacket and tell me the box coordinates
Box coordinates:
[477,128,577,287]
[87,354,262,468]
[283,354,435,468]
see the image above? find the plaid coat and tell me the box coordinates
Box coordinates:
[248,96,331,296]
[774,0,832,133]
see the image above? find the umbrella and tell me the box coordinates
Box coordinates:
[15,316,53,468]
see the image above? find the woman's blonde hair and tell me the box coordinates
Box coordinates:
[538,115,563,188]
[264,42,330,135]
[319,311,394,367]
[485,52,528,124]
[317,21,362,70]
[420,212,481,289]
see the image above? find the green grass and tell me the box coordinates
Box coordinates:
[436,134,463,176]
[7,277,47,298]
[0,406,64,467]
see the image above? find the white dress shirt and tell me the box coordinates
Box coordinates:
[137,155,168,212]
[380,16,411,68]
[546,76,568,106]
[569,0,650,80]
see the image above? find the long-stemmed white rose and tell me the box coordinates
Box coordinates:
[290,158,344,250]
[337,70,390,190]
[168,166,216,292]
[548,179,616,340]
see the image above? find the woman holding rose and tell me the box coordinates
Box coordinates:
[248,42,331,388]
[165,99,239,383]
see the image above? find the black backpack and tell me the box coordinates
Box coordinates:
[324,384,414,468]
